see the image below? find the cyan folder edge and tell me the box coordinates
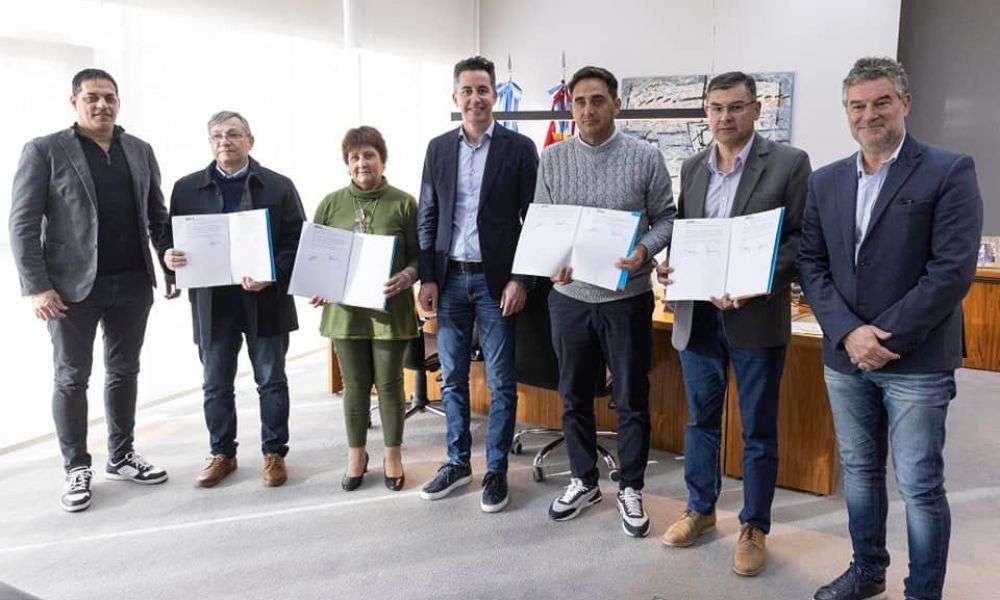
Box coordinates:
[263,208,276,281]
[617,211,643,290]
[764,206,785,294]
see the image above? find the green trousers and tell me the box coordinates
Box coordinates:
[332,338,409,448]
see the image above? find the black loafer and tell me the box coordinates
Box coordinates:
[384,473,405,491]
[341,452,369,491]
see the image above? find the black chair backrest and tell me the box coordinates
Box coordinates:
[515,279,607,394]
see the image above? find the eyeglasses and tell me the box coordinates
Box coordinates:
[706,102,752,116]
[209,132,246,143]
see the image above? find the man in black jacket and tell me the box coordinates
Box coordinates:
[164,111,305,489]
[416,56,538,512]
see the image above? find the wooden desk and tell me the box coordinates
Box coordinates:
[963,267,1000,371]
[387,301,839,495]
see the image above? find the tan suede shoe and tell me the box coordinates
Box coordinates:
[196,455,237,488]
[732,524,767,576]
[263,454,287,487]
[661,509,717,547]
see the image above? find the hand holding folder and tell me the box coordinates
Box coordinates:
[664,207,784,302]
[171,208,275,289]
[512,204,642,291]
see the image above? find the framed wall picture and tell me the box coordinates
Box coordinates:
[979,236,999,266]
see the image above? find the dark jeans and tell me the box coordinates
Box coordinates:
[678,302,786,533]
[436,270,518,473]
[824,367,955,600]
[548,290,653,490]
[48,272,153,471]
[198,314,290,457]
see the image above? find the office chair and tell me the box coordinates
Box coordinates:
[367,316,484,427]
[403,317,447,419]
[510,280,620,483]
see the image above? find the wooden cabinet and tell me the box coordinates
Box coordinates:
[962,267,1000,371]
[346,301,840,495]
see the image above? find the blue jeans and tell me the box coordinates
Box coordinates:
[436,270,517,473]
[678,302,785,532]
[198,314,291,457]
[824,367,955,600]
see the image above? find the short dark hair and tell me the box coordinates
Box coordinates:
[568,66,618,98]
[842,56,910,106]
[72,68,118,96]
[706,71,757,100]
[453,56,496,88]
[342,126,388,164]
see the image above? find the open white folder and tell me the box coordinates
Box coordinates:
[287,222,396,311]
[512,204,642,291]
[665,207,784,301]
[172,209,274,289]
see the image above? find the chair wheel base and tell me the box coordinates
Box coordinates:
[532,467,545,482]
[511,442,523,455]
[608,469,621,482]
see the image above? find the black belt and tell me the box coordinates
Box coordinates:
[449,259,483,273]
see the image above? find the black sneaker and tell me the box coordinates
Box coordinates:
[548,477,602,521]
[420,463,472,500]
[813,563,886,600]
[480,470,508,513]
[616,487,650,537]
[105,452,168,484]
[61,467,93,512]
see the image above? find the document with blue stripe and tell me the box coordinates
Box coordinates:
[512,203,641,291]
[665,207,784,301]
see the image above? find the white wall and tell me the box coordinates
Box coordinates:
[479,0,902,168]
[0,0,474,449]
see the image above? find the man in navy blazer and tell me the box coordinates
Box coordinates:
[798,57,982,600]
[416,56,538,512]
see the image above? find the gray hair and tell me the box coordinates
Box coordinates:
[842,57,910,105]
[206,111,252,136]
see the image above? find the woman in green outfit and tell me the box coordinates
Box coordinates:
[310,126,418,492]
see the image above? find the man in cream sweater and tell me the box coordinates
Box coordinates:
[535,66,676,538]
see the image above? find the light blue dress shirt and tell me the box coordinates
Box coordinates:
[704,137,754,219]
[854,134,905,260]
[450,120,495,262]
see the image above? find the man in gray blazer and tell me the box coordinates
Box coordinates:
[656,72,811,575]
[9,69,173,512]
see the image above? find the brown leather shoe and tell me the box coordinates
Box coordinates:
[196,455,236,488]
[263,454,287,487]
[732,524,767,576]
[661,509,716,547]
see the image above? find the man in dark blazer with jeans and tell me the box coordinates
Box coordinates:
[416,56,538,513]
[657,72,811,576]
[799,57,982,600]
[164,111,304,490]
[10,69,172,512]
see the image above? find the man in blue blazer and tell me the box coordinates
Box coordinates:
[417,56,538,512]
[798,57,982,600]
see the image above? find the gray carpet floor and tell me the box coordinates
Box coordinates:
[1,352,997,600]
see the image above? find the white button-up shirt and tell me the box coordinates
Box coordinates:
[450,121,495,262]
[704,137,754,219]
[855,134,905,261]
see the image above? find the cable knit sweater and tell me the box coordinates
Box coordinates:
[533,129,676,303]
